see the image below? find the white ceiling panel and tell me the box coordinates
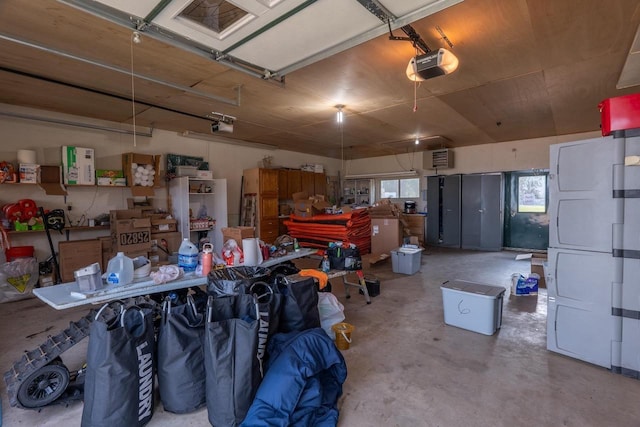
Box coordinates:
[230,0,381,70]
[94,0,159,18]
[382,0,463,19]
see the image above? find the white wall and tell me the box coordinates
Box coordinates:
[0,104,340,260]
[344,131,602,177]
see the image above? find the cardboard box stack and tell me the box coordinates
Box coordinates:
[368,200,402,254]
[293,191,330,217]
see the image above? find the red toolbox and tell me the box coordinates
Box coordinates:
[599,93,640,136]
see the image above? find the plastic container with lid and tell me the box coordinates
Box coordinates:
[178,238,198,273]
[106,252,134,286]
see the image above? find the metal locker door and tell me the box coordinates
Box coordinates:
[461,174,481,249]
[461,174,503,251]
[479,174,503,251]
[426,176,440,245]
[441,175,461,248]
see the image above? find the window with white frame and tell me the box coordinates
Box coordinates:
[380,178,420,199]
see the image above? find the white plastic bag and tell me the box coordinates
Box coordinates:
[318,292,345,339]
[0,257,38,303]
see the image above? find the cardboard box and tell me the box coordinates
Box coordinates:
[371,218,402,254]
[122,152,160,196]
[150,231,183,263]
[151,218,177,233]
[96,169,126,186]
[222,226,255,250]
[293,191,330,216]
[110,209,143,221]
[58,239,103,283]
[19,164,39,184]
[62,146,95,185]
[38,165,67,196]
[531,253,547,288]
[110,209,151,254]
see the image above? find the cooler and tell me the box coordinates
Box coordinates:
[441,280,505,336]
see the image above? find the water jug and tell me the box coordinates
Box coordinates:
[178,238,198,273]
[106,252,134,286]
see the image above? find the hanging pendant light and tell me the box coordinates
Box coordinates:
[336,105,344,123]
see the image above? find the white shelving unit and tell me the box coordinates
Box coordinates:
[342,178,373,206]
[169,176,228,252]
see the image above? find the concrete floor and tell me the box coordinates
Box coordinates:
[2,247,640,426]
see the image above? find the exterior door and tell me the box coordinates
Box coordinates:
[503,171,549,250]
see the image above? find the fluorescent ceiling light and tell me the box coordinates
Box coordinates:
[345,170,418,179]
[181,131,278,150]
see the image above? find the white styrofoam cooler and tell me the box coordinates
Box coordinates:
[441,280,505,336]
[391,247,423,275]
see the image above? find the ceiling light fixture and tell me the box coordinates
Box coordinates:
[406,48,459,81]
[336,104,345,124]
[415,137,420,145]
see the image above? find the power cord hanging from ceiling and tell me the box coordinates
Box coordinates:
[413,45,419,113]
[130,31,141,147]
[340,113,345,179]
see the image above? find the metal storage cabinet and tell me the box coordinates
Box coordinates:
[426,175,461,247]
[460,173,503,251]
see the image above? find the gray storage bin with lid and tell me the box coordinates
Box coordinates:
[440,280,505,335]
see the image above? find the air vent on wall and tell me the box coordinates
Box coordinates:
[426,149,453,169]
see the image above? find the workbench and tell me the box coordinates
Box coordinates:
[33,248,317,310]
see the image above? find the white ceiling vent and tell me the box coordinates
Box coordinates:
[426,149,453,169]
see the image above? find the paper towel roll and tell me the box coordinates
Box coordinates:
[17,150,36,164]
[242,238,263,266]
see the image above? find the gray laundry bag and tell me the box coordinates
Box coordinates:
[157,294,206,414]
[82,303,155,427]
[204,294,263,427]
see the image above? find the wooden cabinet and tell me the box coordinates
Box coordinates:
[314,173,327,196]
[288,170,302,197]
[260,169,278,195]
[301,171,315,195]
[243,168,279,244]
[278,169,289,199]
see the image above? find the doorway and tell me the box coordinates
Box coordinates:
[503,171,549,250]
